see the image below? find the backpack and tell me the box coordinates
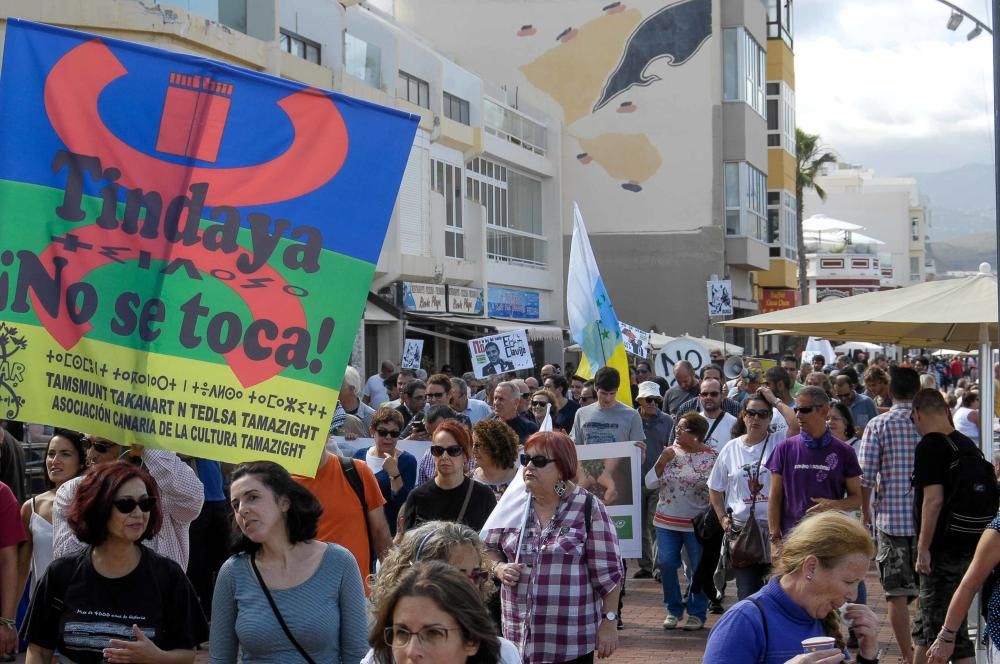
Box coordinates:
[940,435,999,546]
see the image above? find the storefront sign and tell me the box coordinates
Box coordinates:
[400,282,447,313]
[487,287,540,320]
[447,286,484,315]
[759,289,799,313]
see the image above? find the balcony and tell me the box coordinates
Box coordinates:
[807,253,881,279]
[483,97,547,157]
[486,226,547,269]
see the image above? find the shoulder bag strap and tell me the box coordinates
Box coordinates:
[705,414,725,444]
[747,437,769,516]
[456,477,476,524]
[339,456,376,573]
[748,597,769,664]
[250,552,319,664]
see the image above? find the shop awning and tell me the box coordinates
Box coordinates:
[491,319,565,342]
[404,313,565,342]
[364,300,398,323]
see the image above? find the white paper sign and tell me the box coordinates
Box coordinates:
[619,321,650,359]
[468,330,534,378]
[401,338,424,369]
[707,279,734,317]
[575,441,643,559]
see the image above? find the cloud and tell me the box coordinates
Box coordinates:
[795,0,994,173]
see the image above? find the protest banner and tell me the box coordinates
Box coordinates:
[618,321,650,359]
[0,20,418,475]
[468,330,533,378]
[707,279,734,317]
[575,441,642,558]
[401,339,424,370]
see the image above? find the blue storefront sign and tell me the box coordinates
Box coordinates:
[488,287,540,320]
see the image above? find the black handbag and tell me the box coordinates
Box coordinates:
[726,437,769,569]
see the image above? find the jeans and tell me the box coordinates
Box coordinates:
[734,564,769,600]
[656,527,707,620]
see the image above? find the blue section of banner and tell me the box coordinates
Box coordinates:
[0,19,418,265]
[487,287,540,321]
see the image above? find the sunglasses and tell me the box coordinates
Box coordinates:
[376,428,401,438]
[112,496,156,514]
[520,393,531,400]
[580,395,596,403]
[793,405,817,414]
[83,439,116,454]
[676,427,692,434]
[745,409,772,419]
[466,568,490,585]
[431,445,464,457]
[700,391,720,397]
[531,401,550,408]
[426,391,447,399]
[640,397,660,405]
[520,453,555,468]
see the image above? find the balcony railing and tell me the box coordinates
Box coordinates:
[483,97,547,157]
[486,226,547,268]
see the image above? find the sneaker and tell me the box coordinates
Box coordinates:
[709,600,724,614]
[683,616,704,631]
[633,569,654,579]
[653,569,662,582]
[662,614,680,630]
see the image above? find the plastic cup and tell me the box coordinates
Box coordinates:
[801,636,836,652]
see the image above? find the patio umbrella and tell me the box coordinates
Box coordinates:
[833,341,884,353]
[719,266,998,351]
[801,214,864,232]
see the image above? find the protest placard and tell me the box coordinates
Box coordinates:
[618,321,650,359]
[0,20,417,475]
[707,279,734,317]
[468,330,533,378]
[575,441,642,558]
[401,339,424,370]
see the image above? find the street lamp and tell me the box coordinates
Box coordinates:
[968,23,984,39]
[947,9,964,29]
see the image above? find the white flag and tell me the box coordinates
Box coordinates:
[480,406,551,535]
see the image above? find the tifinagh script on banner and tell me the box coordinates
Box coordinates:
[0,20,417,475]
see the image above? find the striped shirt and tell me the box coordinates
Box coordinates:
[858,402,920,536]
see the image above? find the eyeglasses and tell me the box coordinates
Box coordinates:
[430,445,464,457]
[426,391,447,399]
[385,625,461,648]
[744,409,771,419]
[375,428,401,439]
[412,394,427,401]
[700,391,720,397]
[112,496,156,514]
[793,405,817,414]
[531,401,550,408]
[676,427,692,434]
[520,453,555,468]
[639,397,660,405]
[83,438,116,454]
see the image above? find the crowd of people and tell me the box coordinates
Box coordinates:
[0,348,998,663]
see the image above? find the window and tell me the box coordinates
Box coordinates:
[766,81,796,155]
[466,157,547,267]
[725,161,768,242]
[768,191,798,259]
[767,0,794,48]
[279,29,320,64]
[723,28,766,118]
[399,70,430,109]
[910,256,921,281]
[344,33,381,89]
[443,93,471,126]
[911,217,920,241]
[483,98,547,156]
[432,160,464,259]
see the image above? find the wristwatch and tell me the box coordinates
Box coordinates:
[602,611,618,622]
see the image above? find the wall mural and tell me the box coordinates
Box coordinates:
[517,0,712,193]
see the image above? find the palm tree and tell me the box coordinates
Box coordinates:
[796,129,837,304]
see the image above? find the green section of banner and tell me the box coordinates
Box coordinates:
[0,178,373,389]
[612,515,633,540]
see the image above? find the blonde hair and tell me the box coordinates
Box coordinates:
[775,512,874,651]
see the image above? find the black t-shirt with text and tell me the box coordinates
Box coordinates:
[912,430,981,554]
[402,476,497,532]
[21,546,207,662]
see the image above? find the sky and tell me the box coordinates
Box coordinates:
[795,0,995,175]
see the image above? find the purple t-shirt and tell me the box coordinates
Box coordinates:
[766,434,862,535]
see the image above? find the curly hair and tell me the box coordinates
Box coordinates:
[368,520,494,610]
[471,419,519,470]
[229,461,323,554]
[370,561,501,664]
[67,461,162,546]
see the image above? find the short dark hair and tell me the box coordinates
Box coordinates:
[812,354,826,364]
[370,407,405,433]
[961,391,980,408]
[231,461,322,554]
[384,372,399,389]
[637,360,652,372]
[370,562,501,664]
[677,411,709,441]
[427,373,452,392]
[912,388,950,415]
[472,419,519,469]
[547,374,569,396]
[764,366,791,391]
[701,364,722,380]
[782,355,797,364]
[838,367,860,387]
[889,366,920,401]
[67,461,163,546]
[485,341,499,352]
[426,404,456,423]
[652,376,670,396]
[403,379,426,398]
[594,366,621,391]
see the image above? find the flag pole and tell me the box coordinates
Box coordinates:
[514,494,533,564]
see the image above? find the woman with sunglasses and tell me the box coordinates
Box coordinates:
[363,521,519,664]
[645,411,718,631]
[21,461,206,664]
[483,431,623,664]
[371,562,501,664]
[211,460,367,663]
[708,394,781,599]
[17,430,86,606]
[401,421,497,533]
[471,419,521,502]
[528,389,561,430]
[354,407,417,536]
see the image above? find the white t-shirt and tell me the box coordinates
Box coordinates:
[707,432,781,525]
[703,412,738,452]
[361,637,520,664]
[362,374,389,407]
